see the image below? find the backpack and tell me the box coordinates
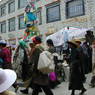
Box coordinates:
[37,51,55,74]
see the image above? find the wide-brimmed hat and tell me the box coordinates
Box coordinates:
[67,40,78,48]
[75,39,81,44]
[0,69,17,93]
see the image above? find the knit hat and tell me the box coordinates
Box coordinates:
[32,36,42,44]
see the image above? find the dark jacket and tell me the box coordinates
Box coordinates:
[30,45,49,86]
[69,47,85,90]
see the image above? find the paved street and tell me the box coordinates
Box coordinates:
[9,73,95,95]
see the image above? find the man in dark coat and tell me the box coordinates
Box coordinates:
[30,36,54,95]
[67,40,86,95]
[85,30,94,45]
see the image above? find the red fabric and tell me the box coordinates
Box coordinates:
[32,37,40,44]
[0,48,11,63]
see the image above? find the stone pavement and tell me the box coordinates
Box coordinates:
[9,73,95,95]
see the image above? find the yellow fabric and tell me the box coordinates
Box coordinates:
[28,26,39,31]
[0,91,16,95]
[68,40,78,47]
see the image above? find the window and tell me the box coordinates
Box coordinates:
[8,18,15,32]
[1,21,6,33]
[36,9,42,25]
[0,5,6,16]
[46,2,61,23]
[66,0,85,18]
[36,0,40,2]
[8,1,15,13]
[18,15,25,29]
[18,0,27,9]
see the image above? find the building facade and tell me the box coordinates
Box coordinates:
[0,0,95,45]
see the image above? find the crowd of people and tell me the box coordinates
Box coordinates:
[0,30,95,95]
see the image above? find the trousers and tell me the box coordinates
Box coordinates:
[32,83,53,95]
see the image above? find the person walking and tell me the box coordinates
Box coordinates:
[46,39,60,89]
[0,40,18,92]
[29,36,54,95]
[90,39,95,87]
[20,39,42,94]
[82,41,92,74]
[67,40,86,95]
[75,39,86,80]
[0,40,12,69]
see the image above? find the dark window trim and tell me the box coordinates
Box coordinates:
[36,0,40,2]
[0,5,6,16]
[18,14,25,30]
[8,0,15,13]
[8,17,15,32]
[1,21,6,33]
[36,8,42,25]
[18,0,27,9]
[66,0,85,19]
[45,0,60,7]
[46,2,61,23]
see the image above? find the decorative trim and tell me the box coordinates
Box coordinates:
[45,0,60,7]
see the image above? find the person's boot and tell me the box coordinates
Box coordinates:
[20,88,28,94]
[89,83,95,88]
[12,83,19,92]
[71,90,75,95]
[71,92,75,95]
[38,88,42,93]
[80,88,87,95]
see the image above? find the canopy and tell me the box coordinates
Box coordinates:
[46,27,88,47]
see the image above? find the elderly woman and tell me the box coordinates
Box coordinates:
[67,40,86,95]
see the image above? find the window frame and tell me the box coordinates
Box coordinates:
[18,14,25,30]
[8,17,15,32]
[8,0,15,13]
[18,0,27,9]
[46,2,61,23]
[36,0,40,2]
[66,0,85,18]
[0,5,6,16]
[1,21,6,33]
[36,9,42,25]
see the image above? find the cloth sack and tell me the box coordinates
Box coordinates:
[62,60,69,67]
[62,61,70,81]
[38,51,55,74]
